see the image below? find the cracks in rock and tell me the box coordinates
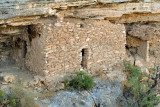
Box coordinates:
[77,90,99,106]
[86,90,100,107]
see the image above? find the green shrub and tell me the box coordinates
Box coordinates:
[0,89,17,107]
[123,62,160,107]
[64,79,70,87]
[66,71,94,90]
[9,98,17,107]
[0,90,6,102]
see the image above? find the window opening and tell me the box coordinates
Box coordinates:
[81,48,88,69]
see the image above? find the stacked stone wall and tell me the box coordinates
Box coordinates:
[41,19,126,77]
[24,24,47,75]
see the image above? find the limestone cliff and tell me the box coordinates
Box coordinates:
[0,0,160,26]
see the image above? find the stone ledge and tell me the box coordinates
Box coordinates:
[0,0,160,26]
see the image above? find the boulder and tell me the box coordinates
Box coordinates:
[28,76,45,87]
[47,82,65,91]
[0,73,15,84]
[41,79,123,107]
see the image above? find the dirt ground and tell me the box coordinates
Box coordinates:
[0,64,41,96]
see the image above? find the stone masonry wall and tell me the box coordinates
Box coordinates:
[41,19,126,77]
[24,24,47,75]
[0,18,126,77]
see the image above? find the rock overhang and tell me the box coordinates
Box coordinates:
[0,0,160,26]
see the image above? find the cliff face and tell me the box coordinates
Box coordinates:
[0,0,160,77]
[0,0,160,26]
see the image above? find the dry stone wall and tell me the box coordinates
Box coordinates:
[24,24,47,75]
[39,19,126,77]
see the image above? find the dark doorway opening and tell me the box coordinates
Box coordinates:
[81,48,88,69]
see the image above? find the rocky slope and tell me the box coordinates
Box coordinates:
[41,79,123,107]
[0,65,123,107]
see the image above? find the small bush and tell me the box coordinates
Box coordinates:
[123,62,160,107]
[0,90,6,102]
[9,98,17,107]
[0,89,17,107]
[66,71,94,90]
[64,79,70,87]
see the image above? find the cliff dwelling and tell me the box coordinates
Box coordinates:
[1,0,160,107]
[0,0,160,78]
[0,19,126,77]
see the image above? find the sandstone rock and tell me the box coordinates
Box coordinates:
[148,56,156,68]
[56,83,65,91]
[47,82,65,91]
[1,82,8,85]
[106,70,126,82]
[135,57,144,68]
[34,87,43,92]
[0,0,160,26]
[28,76,45,87]
[135,55,150,74]
[43,77,53,87]
[128,24,156,41]
[28,80,38,87]
[0,73,15,84]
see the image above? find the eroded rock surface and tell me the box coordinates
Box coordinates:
[0,0,160,26]
[128,24,157,41]
[0,73,15,84]
[41,79,123,107]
